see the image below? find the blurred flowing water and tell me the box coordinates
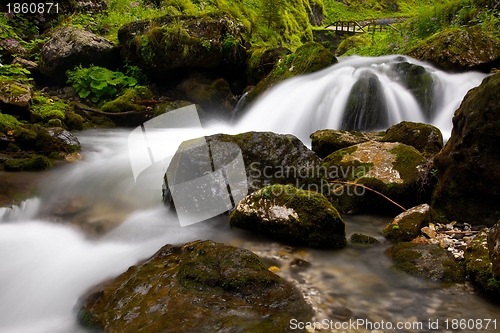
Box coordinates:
[0,56,497,333]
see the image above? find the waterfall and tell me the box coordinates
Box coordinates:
[235,55,488,143]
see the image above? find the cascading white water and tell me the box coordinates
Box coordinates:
[235,55,488,143]
[0,56,496,333]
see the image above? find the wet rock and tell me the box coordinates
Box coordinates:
[229,184,347,248]
[310,129,378,159]
[350,233,380,245]
[248,47,292,84]
[407,27,500,72]
[342,70,389,131]
[100,87,153,113]
[35,127,81,153]
[323,141,426,214]
[164,131,325,204]
[118,13,247,73]
[465,229,500,296]
[0,80,32,119]
[0,38,27,63]
[249,42,337,103]
[383,204,432,243]
[488,221,500,280]
[39,26,120,83]
[307,1,325,26]
[386,242,465,282]
[380,121,443,157]
[389,62,435,120]
[290,258,312,270]
[176,72,236,116]
[78,240,313,332]
[432,73,500,226]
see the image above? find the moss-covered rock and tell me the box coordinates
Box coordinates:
[101,86,153,113]
[383,204,432,243]
[31,94,69,122]
[0,112,22,135]
[118,13,247,73]
[349,233,380,245]
[342,70,389,131]
[381,121,443,158]
[12,127,37,150]
[432,74,500,226]
[247,47,292,84]
[407,27,500,72]
[249,42,337,102]
[78,240,313,333]
[386,242,465,282]
[310,129,378,158]
[4,155,52,171]
[35,127,81,153]
[176,73,236,115]
[153,100,195,117]
[389,61,435,120]
[230,184,346,248]
[0,80,32,119]
[465,229,500,296]
[39,26,120,83]
[323,141,426,214]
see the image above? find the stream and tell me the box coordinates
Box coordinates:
[0,55,499,332]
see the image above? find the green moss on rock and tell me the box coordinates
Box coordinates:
[100,86,152,113]
[350,233,380,245]
[381,121,443,157]
[230,184,346,248]
[383,204,431,242]
[0,112,22,134]
[79,240,313,333]
[4,155,52,171]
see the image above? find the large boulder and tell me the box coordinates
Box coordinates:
[229,184,347,248]
[118,13,247,73]
[322,141,426,214]
[432,74,500,226]
[407,27,500,72]
[78,240,313,332]
[165,131,325,201]
[380,121,443,157]
[342,70,389,131]
[39,26,120,83]
[247,47,292,84]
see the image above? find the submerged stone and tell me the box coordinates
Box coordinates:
[78,240,313,332]
[230,184,347,248]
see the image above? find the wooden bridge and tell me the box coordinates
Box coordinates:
[325,18,402,34]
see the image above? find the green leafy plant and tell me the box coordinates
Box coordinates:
[123,59,149,84]
[0,64,32,82]
[66,65,137,104]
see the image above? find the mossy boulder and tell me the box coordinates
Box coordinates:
[4,155,52,171]
[383,204,432,243]
[465,229,500,296]
[78,240,313,333]
[0,112,21,135]
[176,73,236,115]
[35,127,81,153]
[342,70,389,131]
[118,13,247,73]
[380,121,443,158]
[488,221,500,280]
[323,141,426,214]
[389,61,435,120]
[310,129,379,158]
[13,127,37,150]
[230,184,347,248]
[0,80,32,119]
[39,26,120,83]
[432,74,500,226]
[249,42,337,102]
[247,47,292,84]
[31,94,70,122]
[165,131,325,205]
[386,242,464,282]
[407,27,500,72]
[101,86,153,113]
